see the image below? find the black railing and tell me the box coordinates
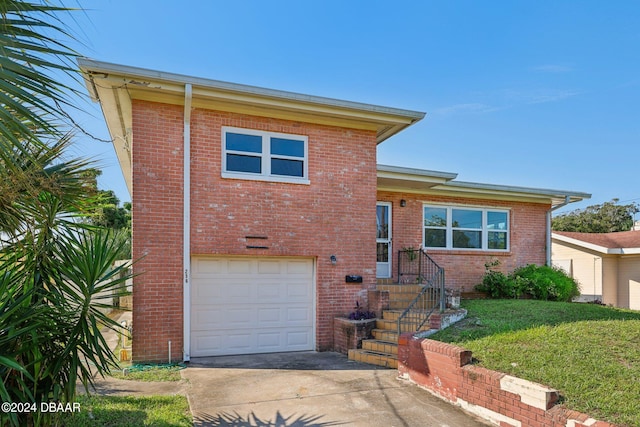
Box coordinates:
[396,249,445,335]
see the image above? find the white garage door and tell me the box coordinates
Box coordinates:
[191,256,315,357]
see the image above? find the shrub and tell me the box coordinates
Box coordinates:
[475,260,519,299]
[511,264,580,302]
[475,261,580,302]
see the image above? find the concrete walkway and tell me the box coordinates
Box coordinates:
[182,352,490,427]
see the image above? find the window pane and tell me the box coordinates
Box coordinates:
[452,209,481,229]
[271,158,303,177]
[424,207,447,227]
[488,231,507,249]
[488,211,508,230]
[425,229,446,248]
[377,205,389,239]
[271,138,305,157]
[226,133,262,153]
[453,230,481,248]
[377,243,389,262]
[227,154,261,173]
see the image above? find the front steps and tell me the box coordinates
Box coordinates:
[348,309,402,369]
[348,282,441,369]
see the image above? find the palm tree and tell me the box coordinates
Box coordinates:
[0,2,131,425]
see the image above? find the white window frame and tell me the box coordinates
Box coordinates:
[423,204,510,252]
[221,126,309,184]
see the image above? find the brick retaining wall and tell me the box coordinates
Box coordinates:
[398,334,617,427]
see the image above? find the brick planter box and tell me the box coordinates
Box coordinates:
[333,317,376,355]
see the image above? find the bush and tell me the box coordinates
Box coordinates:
[475,261,580,302]
[511,264,580,302]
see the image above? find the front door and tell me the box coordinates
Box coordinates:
[376,202,392,278]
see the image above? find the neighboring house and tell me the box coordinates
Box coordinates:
[552,230,640,309]
[80,59,589,362]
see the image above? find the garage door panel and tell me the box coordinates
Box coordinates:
[228,283,254,298]
[257,283,284,299]
[286,330,313,347]
[192,330,313,356]
[227,259,253,274]
[193,258,223,275]
[287,282,311,298]
[257,260,282,274]
[287,307,312,322]
[257,307,283,324]
[191,257,314,357]
[191,333,222,355]
[286,260,311,274]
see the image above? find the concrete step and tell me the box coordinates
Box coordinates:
[375,319,396,330]
[376,283,424,293]
[381,310,402,321]
[348,349,397,369]
[362,339,398,355]
[372,328,398,342]
[383,310,429,322]
[376,318,430,334]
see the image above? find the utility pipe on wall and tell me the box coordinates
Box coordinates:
[183,84,192,362]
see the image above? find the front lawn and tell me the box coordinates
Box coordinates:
[58,395,192,426]
[430,300,640,427]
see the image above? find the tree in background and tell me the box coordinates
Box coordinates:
[0,2,131,426]
[81,169,132,259]
[552,199,639,233]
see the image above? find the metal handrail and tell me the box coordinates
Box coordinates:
[396,249,446,336]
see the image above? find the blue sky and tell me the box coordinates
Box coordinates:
[67,1,640,215]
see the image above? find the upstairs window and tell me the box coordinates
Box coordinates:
[222,127,309,183]
[423,205,509,251]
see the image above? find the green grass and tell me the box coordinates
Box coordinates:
[109,363,185,382]
[58,395,192,426]
[109,363,184,382]
[430,300,640,427]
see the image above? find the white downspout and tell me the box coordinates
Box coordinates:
[547,195,571,266]
[183,84,193,362]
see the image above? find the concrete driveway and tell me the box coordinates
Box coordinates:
[182,351,489,427]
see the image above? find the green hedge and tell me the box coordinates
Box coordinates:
[475,261,580,302]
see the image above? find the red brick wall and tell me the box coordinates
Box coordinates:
[376,191,549,291]
[398,335,617,427]
[132,101,185,362]
[132,99,378,361]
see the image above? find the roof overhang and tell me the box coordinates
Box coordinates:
[79,58,426,194]
[377,165,591,206]
[377,164,458,191]
[552,233,640,255]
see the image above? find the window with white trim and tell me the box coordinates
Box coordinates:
[222,127,309,183]
[423,205,509,251]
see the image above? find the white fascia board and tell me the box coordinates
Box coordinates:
[619,248,640,255]
[77,58,425,143]
[440,181,591,205]
[377,164,458,180]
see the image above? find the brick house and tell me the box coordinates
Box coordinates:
[80,59,589,362]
